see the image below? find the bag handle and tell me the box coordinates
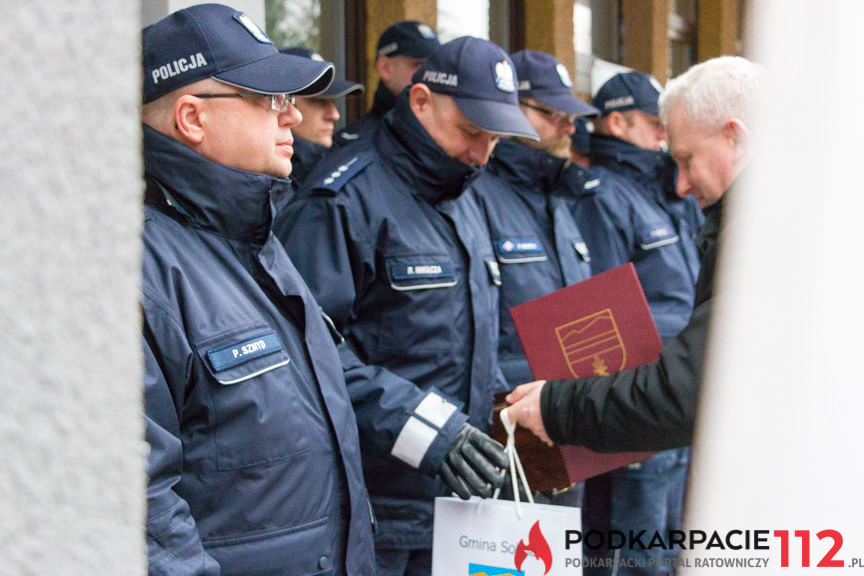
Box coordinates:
[494,407,534,518]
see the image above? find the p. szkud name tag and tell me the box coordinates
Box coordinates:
[207,331,283,372]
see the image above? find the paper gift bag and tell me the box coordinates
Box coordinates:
[432,409,582,576]
[431,497,582,575]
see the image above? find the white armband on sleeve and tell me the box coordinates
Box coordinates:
[390,392,458,468]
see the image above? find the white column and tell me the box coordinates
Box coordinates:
[0,2,146,574]
[683,1,864,572]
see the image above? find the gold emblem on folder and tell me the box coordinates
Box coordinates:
[555,308,626,378]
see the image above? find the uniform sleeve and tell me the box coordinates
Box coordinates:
[338,340,467,475]
[143,316,220,576]
[278,192,467,475]
[540,299,710,452]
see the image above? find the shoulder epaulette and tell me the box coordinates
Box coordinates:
[312,154,374,193]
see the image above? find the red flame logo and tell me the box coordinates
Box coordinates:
[514,520,552,575]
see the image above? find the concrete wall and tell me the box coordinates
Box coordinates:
[0,2,145,574]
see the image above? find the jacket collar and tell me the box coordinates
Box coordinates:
[290,137,328,184]
[143,124,291,242]
[370,81,399,117]
[590,134,665,177]
[378,94,477,204]
[490,139,567,193]
[590,134,680,201]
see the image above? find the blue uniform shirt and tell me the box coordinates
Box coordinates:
[141,126,375,575]
[274,96,501,550]
[470,139,592,387]
[568,134,704,342]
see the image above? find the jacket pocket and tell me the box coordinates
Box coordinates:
[378,254,457,353]
[205,517,335,576]
[195,324,308,471]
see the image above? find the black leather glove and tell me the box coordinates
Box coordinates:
[439,424,508,500]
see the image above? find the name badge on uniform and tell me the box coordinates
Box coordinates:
[207,331,284,372]
[494,238,548,263]
[638,226,679,251]
[387,261,458,291]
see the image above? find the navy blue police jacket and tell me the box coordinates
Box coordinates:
[141,125,375,576]
[333,82,397,148]
[568,134,704,342]
[274,97,501,550]
[469,139,592,388]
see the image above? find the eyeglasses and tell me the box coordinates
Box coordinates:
[193,92,296,113]
[519,100,577,125]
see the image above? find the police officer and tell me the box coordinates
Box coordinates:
[469,50,597,390]
[334,20,439,147]
[140,5,374,574]
[279,47,364,189]
[568,71,705,576]
[275,37,536,576]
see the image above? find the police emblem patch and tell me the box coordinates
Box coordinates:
[556,63,573,88]
[418,23,436,39]
[234,13,273,44]
[494,60,515,92]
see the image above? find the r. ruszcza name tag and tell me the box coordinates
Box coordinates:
[207,331,283,372]
[389,262,455,281]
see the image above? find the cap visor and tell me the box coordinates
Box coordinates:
[215,52,334,96]
[641,103,660,117]
[323,80,365,98]
[533,91,600,117]
[453,98,539,141]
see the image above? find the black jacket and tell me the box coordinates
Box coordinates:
[540,194,724,452]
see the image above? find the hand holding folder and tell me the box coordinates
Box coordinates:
[490,263,662,489]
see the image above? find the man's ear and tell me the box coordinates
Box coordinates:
[174,95,206,144]
[376,55,392,83]
[724,118,750,163]
[605,111,628,139]
[408,83,433,117]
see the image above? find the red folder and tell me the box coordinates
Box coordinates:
[508,263,662,484]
